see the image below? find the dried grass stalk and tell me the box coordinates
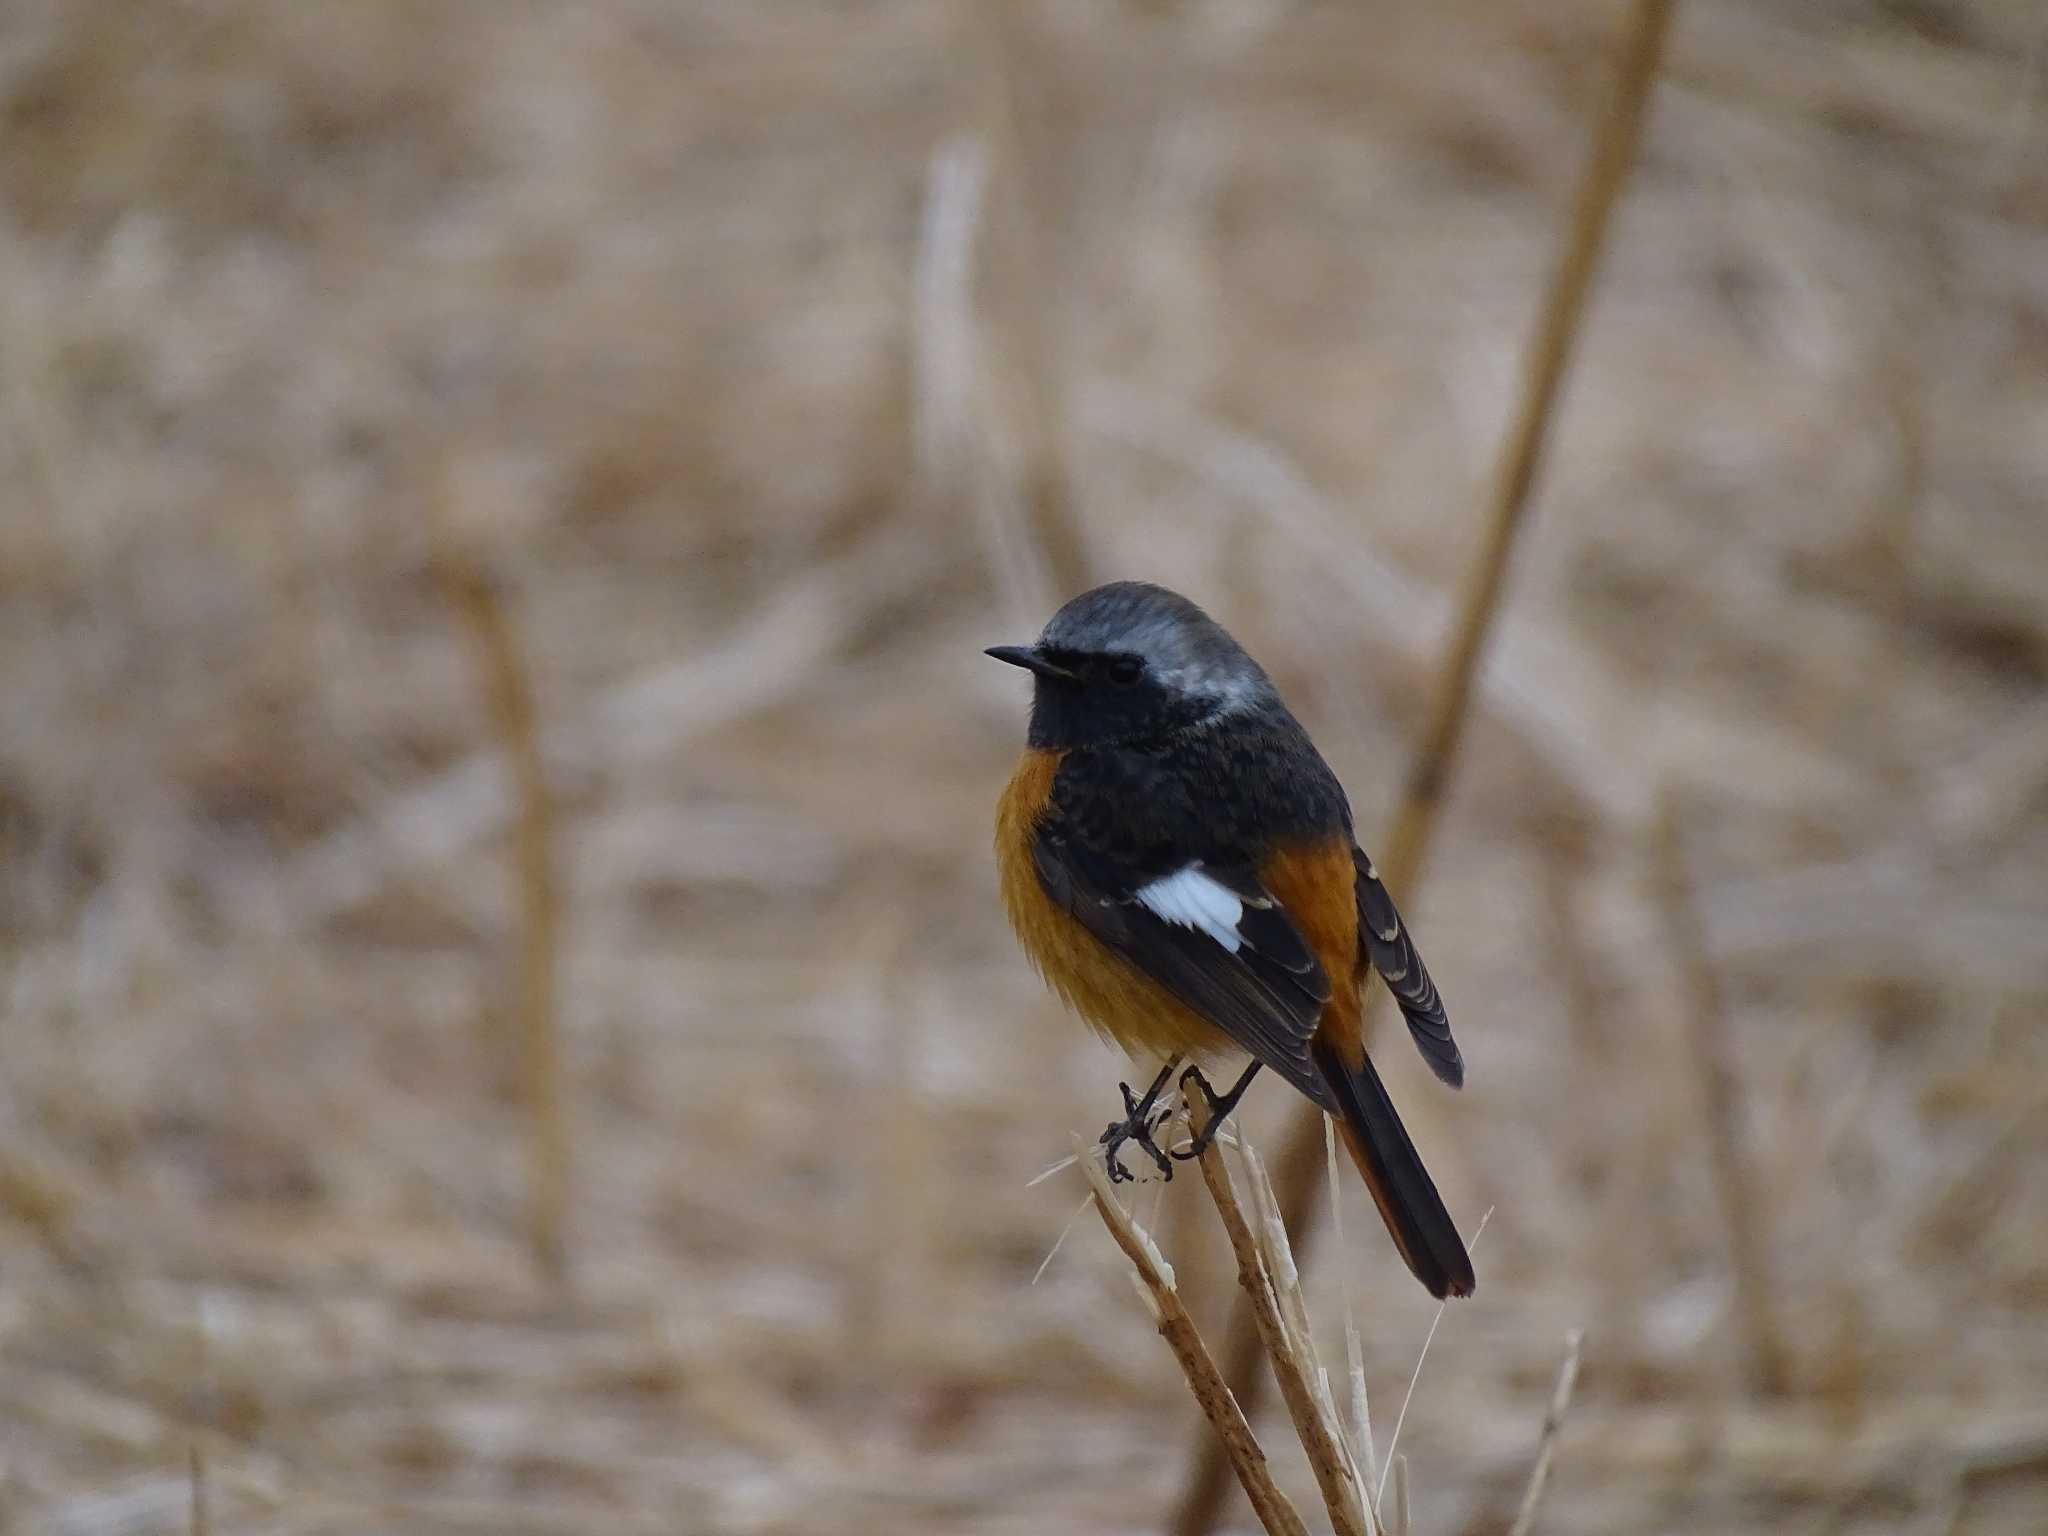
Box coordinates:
[977,0,1092,600]
[1329,1118,1381,1505]
[433,514,570,1288]
[1078,1143,1308,1536]
[188,1443,208,1536]
[1184,1083,1374,1536]
[1652,793,1791,1396]
[1505,1330,1586,1536]
[1249,1139,1388,1529]
[1175,1,1679,1526]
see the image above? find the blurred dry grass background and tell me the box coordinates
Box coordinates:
[2,2,2047,1532]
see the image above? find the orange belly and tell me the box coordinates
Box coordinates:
[996,750,1241,1064]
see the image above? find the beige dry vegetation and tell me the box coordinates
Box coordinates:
[2,1,2047,1533]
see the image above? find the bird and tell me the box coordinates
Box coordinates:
[989,580,1474,1299]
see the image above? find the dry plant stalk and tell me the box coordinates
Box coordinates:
[1505,1330,1586,1536]
[1175,1,1679,1527]
[1652,793,1791,1396]
[1184,1085,1373,1536]
[1078,1144,1309,1536]
[188,1443,208,1536]
[433,515,571,1288]
[975,0,1093,602]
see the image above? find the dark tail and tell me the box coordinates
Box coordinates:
[1313,1038,1475,1300]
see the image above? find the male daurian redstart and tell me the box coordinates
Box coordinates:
[991,581,1474,1299]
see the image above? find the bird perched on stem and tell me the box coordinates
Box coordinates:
[991,581,1474,1299]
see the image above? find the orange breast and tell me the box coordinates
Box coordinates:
[996,750,1239,1063]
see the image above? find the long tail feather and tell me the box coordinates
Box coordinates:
[1314,1038,1475,1299]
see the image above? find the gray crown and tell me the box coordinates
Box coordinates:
[1042,582,1275,712]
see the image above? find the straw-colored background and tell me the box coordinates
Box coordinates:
[3,2,2045,1533]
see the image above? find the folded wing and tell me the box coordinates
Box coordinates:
[1352,847,1463,1087]
[1033,832,1337,1112]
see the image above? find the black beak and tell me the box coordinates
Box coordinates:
[985,644,1075,681]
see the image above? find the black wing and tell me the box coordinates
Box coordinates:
[1033,833,1338,1114]
[1353,847,1462,1087]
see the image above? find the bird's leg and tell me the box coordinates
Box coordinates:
[1172,1061,1263,1162]
[1099,1056,1182,1183]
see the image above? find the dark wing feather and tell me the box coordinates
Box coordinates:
[1353,847,1463,1087]
[1033,830,1337,1112]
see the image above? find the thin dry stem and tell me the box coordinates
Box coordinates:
[1079,1144,1308,1536]
[1652,792,1792,1396]
[1329,1116,1380,1503]
[433,514,570,1289]
[1186,1083,1372,1536]
[1379,1208,1491,1505]
[1506,1330,1587,1536]
[1174,1,1678,1526]
[1243,1141,1381,1534]
[188,1443,208,1536]
[976,1,1092,602]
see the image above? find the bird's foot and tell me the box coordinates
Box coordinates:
[1099,1071,1176,1184]
[1170,1061,1260,1163]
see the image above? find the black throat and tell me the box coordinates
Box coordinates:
[1025,674,1221,751]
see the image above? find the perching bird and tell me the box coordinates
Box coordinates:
[990,581,1473,1299]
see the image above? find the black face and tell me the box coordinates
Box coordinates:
[986,644,1219,750]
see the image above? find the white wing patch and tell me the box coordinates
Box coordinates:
[1135,865,1245,954]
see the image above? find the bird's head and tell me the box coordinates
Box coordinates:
[986,581,1274,750]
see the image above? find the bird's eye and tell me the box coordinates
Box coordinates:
[1106,656,1143,687]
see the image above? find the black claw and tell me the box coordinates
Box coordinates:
[1170,1067,1220,1162]
[1170,1062,1260,1163]
[1099,1073,1176,1182]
